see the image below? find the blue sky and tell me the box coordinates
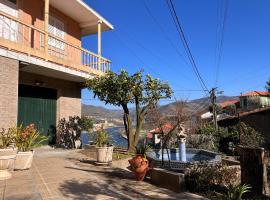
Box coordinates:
[81,0,270,108]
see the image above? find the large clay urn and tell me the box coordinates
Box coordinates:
[128,155,149,181]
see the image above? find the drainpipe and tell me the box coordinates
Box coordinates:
[44,0,49,59]
[97,20,102,71]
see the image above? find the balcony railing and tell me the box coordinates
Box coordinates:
[0,11,111,75]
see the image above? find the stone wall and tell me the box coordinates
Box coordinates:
[0,56,19,129]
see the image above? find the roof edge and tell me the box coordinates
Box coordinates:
[78,0,114,31]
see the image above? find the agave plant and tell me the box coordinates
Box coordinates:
[135,144,151,157]
[225,184,251,200]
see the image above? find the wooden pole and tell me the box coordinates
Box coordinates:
[97,20,102,71]
[44,0,49,59]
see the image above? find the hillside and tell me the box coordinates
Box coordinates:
[82,104,122,119]
[82,95,238,118]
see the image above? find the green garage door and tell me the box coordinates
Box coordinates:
[18,84,57,144]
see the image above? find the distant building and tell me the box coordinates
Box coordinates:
[240,91,270,111]
[219,100,240,115]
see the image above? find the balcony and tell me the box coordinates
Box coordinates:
[0,11,111,76]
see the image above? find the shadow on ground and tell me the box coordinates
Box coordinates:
[59,164,203,200]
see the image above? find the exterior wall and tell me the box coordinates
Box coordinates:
[240,96,270,111]
[19,71,82,123]
[218,109,270,148]
[0,56,19,129]
[18,0,82,46]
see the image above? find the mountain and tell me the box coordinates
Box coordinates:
[82,104,122,119]
[159,95,238,115]
[82,96,238,118]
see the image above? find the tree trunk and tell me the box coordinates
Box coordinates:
[122,104,136,152]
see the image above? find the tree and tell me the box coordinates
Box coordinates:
[146,101,187,165]
[86,70,172,151]
[266,77,270,92]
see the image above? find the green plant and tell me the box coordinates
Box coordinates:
[185,165,241,194]
[0,128,15,149]
[81,117,94,133]
[96,127,109,147]
[135,144,150,156]
[224,184,251,200]
[86,70,172,151]
[57,116,82,149]
[13,124,47,152]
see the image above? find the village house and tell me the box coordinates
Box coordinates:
[240,91,270,111]
[0,0,113,143]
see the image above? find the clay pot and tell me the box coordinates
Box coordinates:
[128,155,149,181]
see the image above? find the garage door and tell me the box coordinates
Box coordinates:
[18,84,57,144]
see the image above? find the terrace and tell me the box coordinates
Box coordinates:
[0,7,111,77]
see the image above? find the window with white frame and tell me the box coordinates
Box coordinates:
[48,15,65,50]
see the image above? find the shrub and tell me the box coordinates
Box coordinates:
[0,128,15,148]
[81,117,94,133]
[12,124,47,151]
[57,116,82,149]
[185,165,240,194]
[186,134,218,151]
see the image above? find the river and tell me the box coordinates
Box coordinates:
[81,126,128,148]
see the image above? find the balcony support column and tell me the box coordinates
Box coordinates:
[97,20,102,71]
[44,0,50,59]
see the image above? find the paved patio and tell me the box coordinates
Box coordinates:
[0,147,206,200]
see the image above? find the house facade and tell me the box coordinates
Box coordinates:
[0,0,113,142]
[240,91,270,111]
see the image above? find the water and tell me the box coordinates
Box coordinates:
[149,150,215,162]
[81,126,128,148]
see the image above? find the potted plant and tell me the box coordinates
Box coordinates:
[14,124,47,170]
[0,128,17,180]
[95,127,113,164]
[128,144,150,181]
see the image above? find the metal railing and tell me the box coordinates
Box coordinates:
[0,11,111,74]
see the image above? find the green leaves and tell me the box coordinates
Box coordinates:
[225,184,251,200]
[86,70,172,108]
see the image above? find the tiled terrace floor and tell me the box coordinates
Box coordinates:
[0,147,206,200]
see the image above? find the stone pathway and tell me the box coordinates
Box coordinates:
[0,147,206,200]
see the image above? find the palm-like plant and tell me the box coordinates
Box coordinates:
[135,144,150,157]
[225,184,251,200]
[95,127,109,147]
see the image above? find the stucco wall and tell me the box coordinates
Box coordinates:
[0,56,19,129]
[19,71,82,123]
[18,0,82,46]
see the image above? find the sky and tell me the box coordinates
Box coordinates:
[81,0,270,109]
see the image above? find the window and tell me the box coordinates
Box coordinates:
[48,15,65,50]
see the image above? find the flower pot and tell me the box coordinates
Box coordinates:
[0,148,17,180]
[14,151,34,170]
[128,155,149,181]
[95,146,113,164]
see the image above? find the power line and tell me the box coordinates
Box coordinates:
[166,0,209,94]
[214,0,229,86]
[143,0,190,70]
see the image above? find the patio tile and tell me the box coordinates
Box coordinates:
[0,148,207,200]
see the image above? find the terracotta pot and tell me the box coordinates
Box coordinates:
[14,151,34,170]
[128,155,149,181]
[0,148,17,180]
[96,146,114,164]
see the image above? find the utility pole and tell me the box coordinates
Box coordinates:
[210,87,218,131]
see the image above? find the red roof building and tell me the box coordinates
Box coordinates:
[240,91,270,97]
